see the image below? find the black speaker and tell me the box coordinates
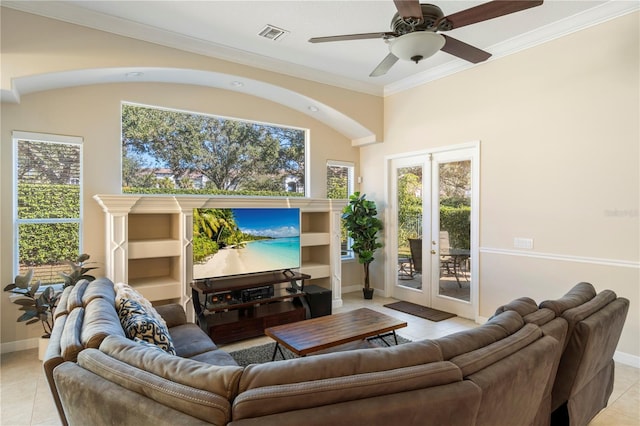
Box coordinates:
[304,285,332,318]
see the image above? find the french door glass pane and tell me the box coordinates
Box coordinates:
[397,166,423,289]
[438,160,471,301]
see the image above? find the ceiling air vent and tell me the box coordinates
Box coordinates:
[258,25,289,41]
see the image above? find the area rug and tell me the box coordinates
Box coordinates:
[229,335,412,367]
[383,301,456,322]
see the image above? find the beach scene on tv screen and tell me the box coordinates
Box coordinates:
[193,208,300,279]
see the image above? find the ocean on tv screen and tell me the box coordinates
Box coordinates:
[193,207,301,279]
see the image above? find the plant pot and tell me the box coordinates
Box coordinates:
[363,287,374,300]
[38,336,49,361]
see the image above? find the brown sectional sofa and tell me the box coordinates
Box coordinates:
[44,278,628,426]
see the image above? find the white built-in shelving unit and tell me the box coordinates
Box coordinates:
[93,195,344,321]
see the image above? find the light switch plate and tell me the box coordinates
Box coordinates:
[514,237,534,249]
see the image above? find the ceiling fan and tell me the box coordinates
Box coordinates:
[309,0,544,77]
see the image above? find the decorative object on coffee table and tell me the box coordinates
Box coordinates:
[342,192,383,299]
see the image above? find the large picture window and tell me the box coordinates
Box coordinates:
[13,132,83,284]
[121,103,306,196]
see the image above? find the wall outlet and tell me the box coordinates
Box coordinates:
[514,237,534,249]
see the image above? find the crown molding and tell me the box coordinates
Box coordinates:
[3,1,638,99]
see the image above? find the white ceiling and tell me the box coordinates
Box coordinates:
[3,1,638,97]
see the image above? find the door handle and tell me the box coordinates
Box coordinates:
[431,250,437,255]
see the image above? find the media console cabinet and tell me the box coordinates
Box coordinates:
[191,271,312,343]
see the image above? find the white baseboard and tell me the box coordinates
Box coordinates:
[341,285,363,294]
[614,350,640,368]
[0,337,38,354]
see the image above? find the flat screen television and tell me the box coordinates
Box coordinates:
[192,207,301,280]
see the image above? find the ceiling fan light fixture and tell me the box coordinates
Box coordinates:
[389,31,445,64]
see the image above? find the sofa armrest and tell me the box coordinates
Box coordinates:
[154,303,187,328]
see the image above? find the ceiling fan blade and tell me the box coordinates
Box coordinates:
[441,35,491,63]
[370,53,399,77]
[309,32,394,43]
[393,0,423,20]
[443,0,543,30]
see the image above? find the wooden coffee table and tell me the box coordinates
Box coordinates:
[264,308,407,360]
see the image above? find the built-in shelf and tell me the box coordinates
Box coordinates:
[128,239,181,259]
[301,232,330,247]
[126,277,182,301]
[93,194,345,320]
[300,262,331,279]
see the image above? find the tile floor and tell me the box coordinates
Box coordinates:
[1,292,638,425]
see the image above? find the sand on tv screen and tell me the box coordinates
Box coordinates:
[193,207,301,280]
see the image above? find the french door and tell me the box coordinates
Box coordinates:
[389,146,478,319]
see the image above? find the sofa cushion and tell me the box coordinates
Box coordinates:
[467,334,561,426]
[99,335,243,400]
[450,323,543,377]
[562,290,617,325]
[539,282,596,316]
[118,299,177,355]
[154,303,188,328]
[169,323,218,358]
[434,310,524,360]
[81,296,125,349]
[229,381,482,426]
[493,297,539,317]
[238,339,443,392]
[552,297,629,412]
[232,361,462,420]
[189,349,240,367]
[78,349,234,425]
[61,307,84,362]
[522,307,556,326]
[66,280,90,311]
[54,286,71,319]
[81,277,116,305]
[54,361,212,426]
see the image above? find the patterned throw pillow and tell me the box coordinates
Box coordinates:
[114,282,168,328]
[134,337,168,353]
[117,298,177,355]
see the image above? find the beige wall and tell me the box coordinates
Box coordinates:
[1,6,638,360]
[1,7,370,346]
[0,7,383,139]
[360,12,639,358]
[0,82,362,345]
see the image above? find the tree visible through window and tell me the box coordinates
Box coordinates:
[14,133,82,284]
[327,160,355,259]
[121,103,306,196]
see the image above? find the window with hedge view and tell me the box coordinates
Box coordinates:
[121,103,306,197]
[327,160,355,259]
[14,133,82,284]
